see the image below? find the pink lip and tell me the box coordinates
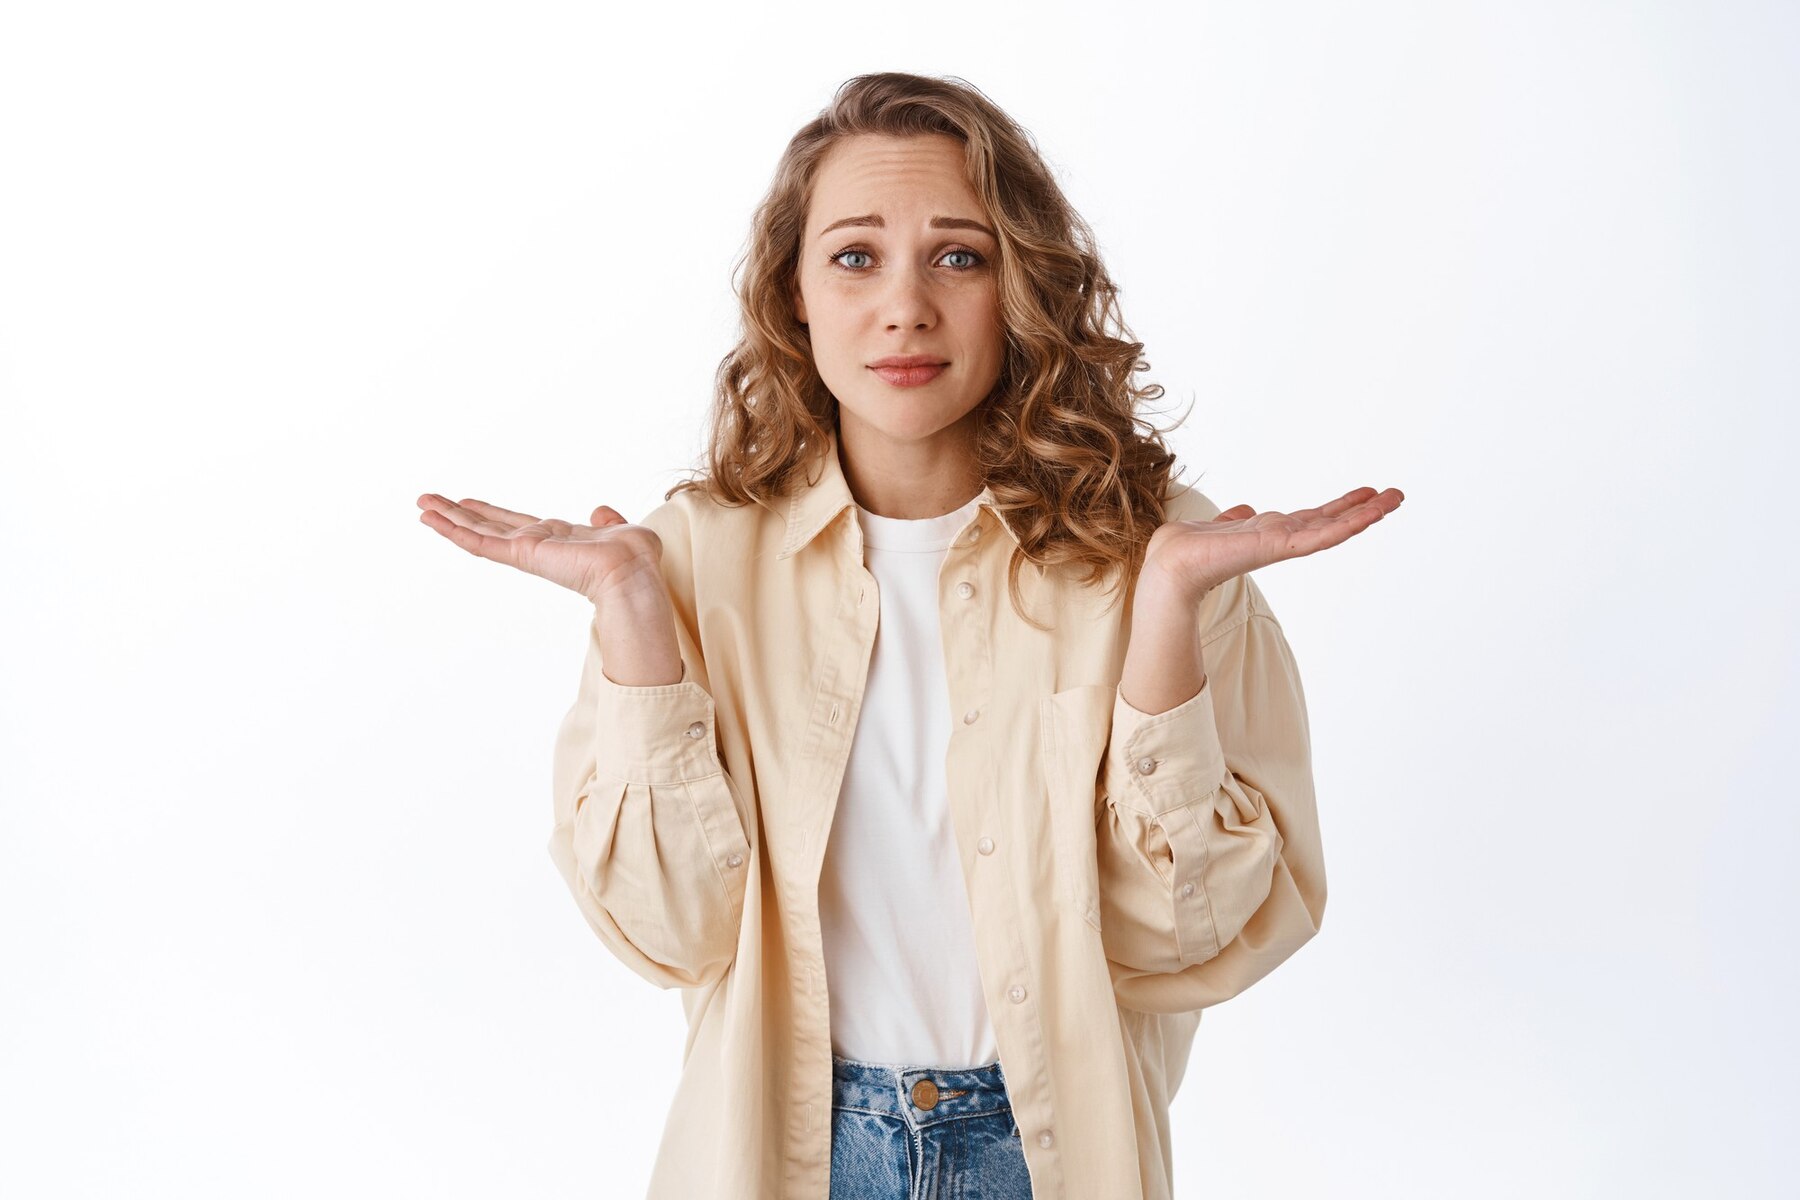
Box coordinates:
[869,363,947,387]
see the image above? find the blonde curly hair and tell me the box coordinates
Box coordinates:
[667,71,1194,628]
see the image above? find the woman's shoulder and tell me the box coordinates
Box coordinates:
[634,483,778,562]
[1161,477,1222,523]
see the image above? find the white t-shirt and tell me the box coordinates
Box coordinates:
[818,491,998,1070]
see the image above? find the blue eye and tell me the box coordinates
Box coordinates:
[827,246,987,273]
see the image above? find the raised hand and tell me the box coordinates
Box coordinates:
[1141,486,1405,602]
[415,495,667,609]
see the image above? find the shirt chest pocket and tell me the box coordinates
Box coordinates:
[1037,683,1114,935]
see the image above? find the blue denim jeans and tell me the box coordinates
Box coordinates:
[828,1053,1035,1199]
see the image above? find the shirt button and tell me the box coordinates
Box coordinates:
[1037,1130,1054,1148]
[1008,984,1027,1004]
[977,836,994,855]
[956,581,975,599]
[963,709,980,725]
[1180,881,1195,897]
[1135,756,1157,775]
[727,853,744,868]
[684,722,706,739]
[969,525,981,541]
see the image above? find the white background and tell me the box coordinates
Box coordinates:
[3,1,1793,1196]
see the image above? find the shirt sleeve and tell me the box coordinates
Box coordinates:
[1092,581,1327,1014]
[544,506,754,992]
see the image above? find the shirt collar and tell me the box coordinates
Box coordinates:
[767,425,1023,561]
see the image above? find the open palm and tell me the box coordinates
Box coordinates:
[1143,486,1405,599]
[415,494,666,607]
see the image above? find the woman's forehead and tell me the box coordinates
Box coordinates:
[809,135,982,225]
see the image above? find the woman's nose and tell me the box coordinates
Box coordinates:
[880,269,938,329]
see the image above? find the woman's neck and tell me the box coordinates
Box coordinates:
[834,412,984,520]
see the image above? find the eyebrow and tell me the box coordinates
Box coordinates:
[817,214,997,240]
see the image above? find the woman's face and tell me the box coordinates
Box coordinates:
[792,133,1004,446]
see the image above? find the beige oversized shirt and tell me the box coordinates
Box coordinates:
[547,427,1326,1199]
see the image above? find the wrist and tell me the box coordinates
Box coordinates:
[588,566,669,615]
[1134,557,1214,614]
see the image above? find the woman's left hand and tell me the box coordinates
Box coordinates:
[1140,486,1405,602]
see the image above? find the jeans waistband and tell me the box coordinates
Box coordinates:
[830,1053,1012,1129]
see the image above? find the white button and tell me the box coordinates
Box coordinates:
[1037,1130,1054,1148]
[977,837,994,855]
[969,525,981,541]
[1180,881,1195,897]
[956,581,974,599]
[727,853,744,868]
[963,709,980,724]
[829,703,840,724]
[1135,756,1156,774]
[1008,984,1027,1003]
[685,722,706,739]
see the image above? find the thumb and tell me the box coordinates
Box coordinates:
[591,505,628,526]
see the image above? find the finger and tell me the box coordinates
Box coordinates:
[1305,496,1393,551]
[1285,487,1379,525]
[418,495,516,538]
[456,497,543,530]
[1214,504,1257,522]
[1328,489,1403,528]
[1257,489,1400,564]
[418,508,528,569]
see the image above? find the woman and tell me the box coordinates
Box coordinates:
[418,72,1400,1200]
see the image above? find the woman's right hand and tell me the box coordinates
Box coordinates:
[415,494,667,610]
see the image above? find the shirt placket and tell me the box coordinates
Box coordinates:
[937,516,1063,1178]
[789,514,887,1187]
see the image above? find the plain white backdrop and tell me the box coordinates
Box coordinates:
[2,1,1793,1196]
